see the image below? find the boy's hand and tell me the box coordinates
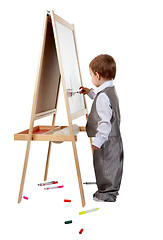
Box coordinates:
[79,86,91,95]
[92,145,100,150]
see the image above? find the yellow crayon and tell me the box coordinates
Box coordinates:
[79,208,99,215]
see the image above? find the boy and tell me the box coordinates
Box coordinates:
[80,54,124,202]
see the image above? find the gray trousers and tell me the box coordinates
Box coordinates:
[93,137,124,202]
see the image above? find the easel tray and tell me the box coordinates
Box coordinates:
[14,125,78,142]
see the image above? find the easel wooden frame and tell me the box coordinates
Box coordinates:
[14,10,93,207]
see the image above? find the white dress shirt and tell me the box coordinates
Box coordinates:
[87,80,113,148]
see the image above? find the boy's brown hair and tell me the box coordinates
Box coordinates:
[89,54,116,80]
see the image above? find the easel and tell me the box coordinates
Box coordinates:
[14,10,93,207]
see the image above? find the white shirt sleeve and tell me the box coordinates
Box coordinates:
[87,88,96,99]
[92,93,112,148]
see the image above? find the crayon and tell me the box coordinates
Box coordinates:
[23,196,28,200]
[64,220,72,224]
[67,89,80,97]
[38,181,58,186]
[79,229,84,234]
[64,199,71,202]
[71,91,80,94]
[79,208,99,215]
[44,185,64,190]
[83,182,96,184]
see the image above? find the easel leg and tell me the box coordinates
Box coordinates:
[44,142,52,181]
[18,140,31,203]
[44,114,56,181]
[71,139,86,207]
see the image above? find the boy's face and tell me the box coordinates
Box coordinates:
[89,68,101,87]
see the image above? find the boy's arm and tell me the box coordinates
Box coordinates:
[92,93,112,149]
[79,87,96,99]
[87,88,96,99]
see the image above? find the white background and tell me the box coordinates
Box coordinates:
[1,0,163,239]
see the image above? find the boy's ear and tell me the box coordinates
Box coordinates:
[95,72,101,80]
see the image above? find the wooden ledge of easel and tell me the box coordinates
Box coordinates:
[14,125,87,142]
[79,126,86,132]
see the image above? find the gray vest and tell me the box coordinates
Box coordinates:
[86,86,121,138]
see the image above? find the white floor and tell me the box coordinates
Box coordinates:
[1,1,163,239]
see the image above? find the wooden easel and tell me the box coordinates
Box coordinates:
[14,10,93,207]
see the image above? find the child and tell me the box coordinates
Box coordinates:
[80,54,124,202]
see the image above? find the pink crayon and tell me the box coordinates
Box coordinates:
[44,185,64,190]
[23,196,28,200]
